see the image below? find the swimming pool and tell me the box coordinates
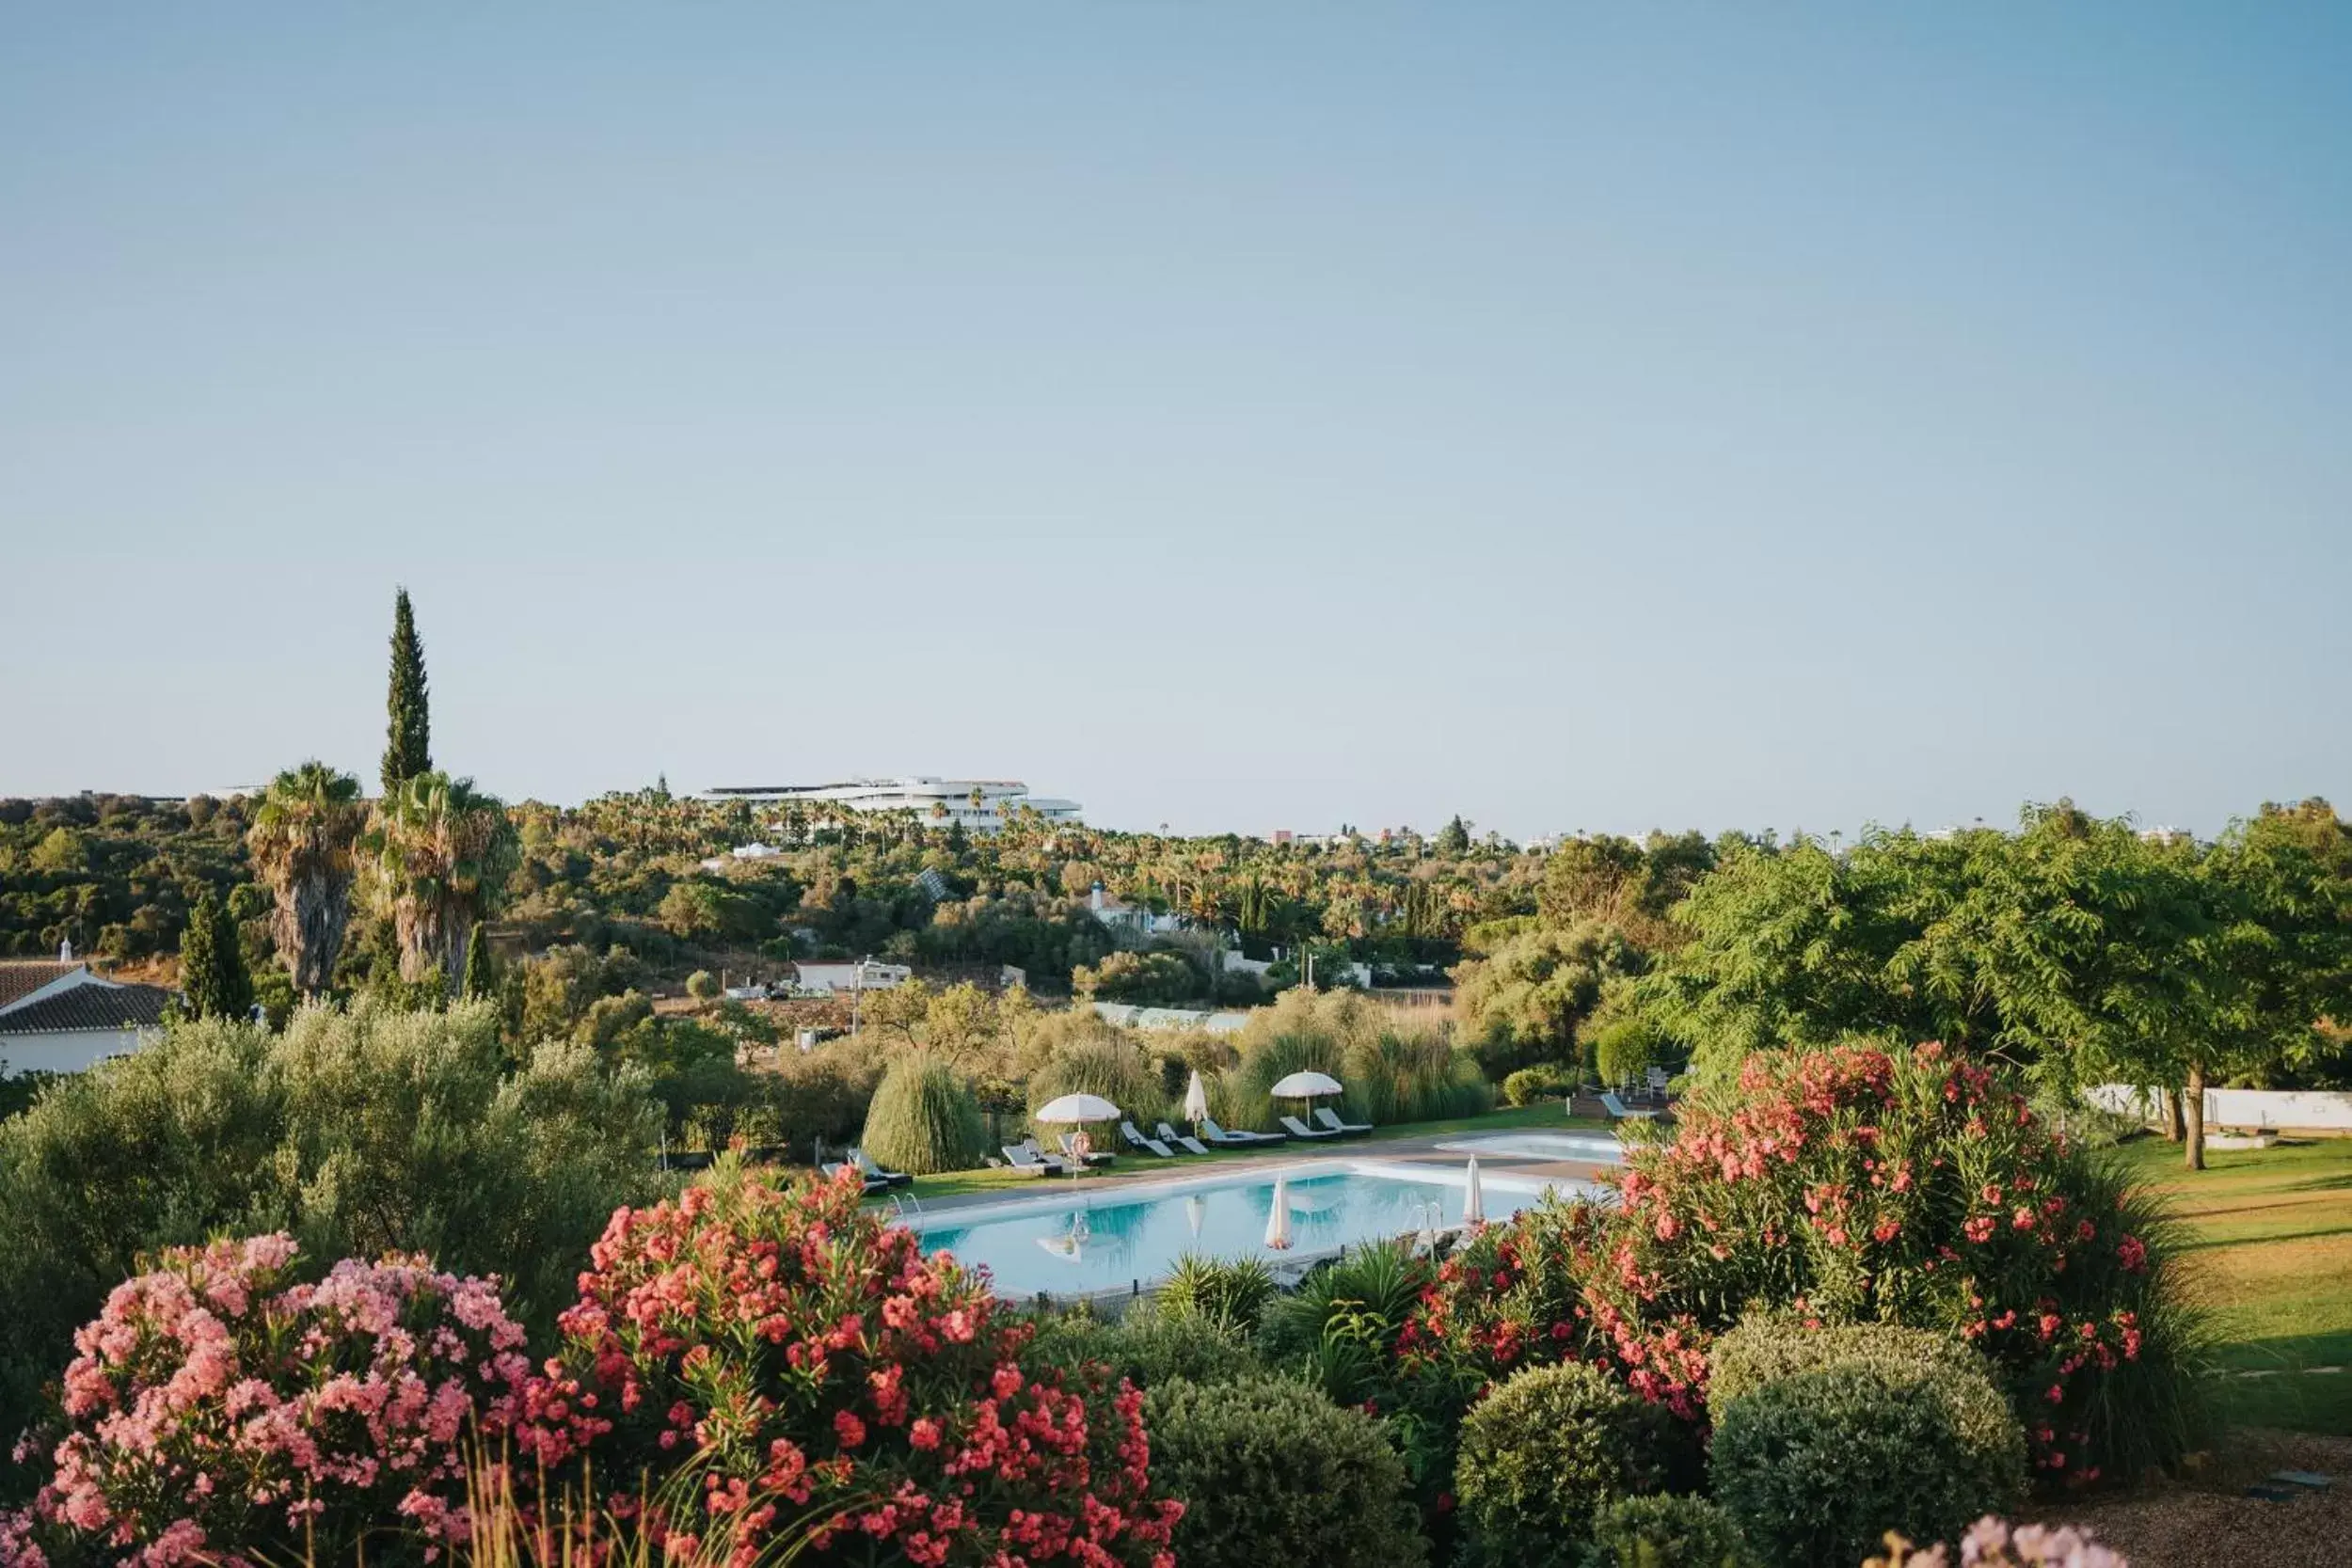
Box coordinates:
[910,1163,1599,1300]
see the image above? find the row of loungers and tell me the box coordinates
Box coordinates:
[820,1148,914,1194]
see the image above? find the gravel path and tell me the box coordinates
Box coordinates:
[2026,1430,2350,1568]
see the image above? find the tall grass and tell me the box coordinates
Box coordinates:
[859,1049,989,1175]
[1025,1036,1169,1134]
[1228,990,1492,1132]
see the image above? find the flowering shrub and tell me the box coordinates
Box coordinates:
[532,1165,1181,1567]
[1589,1042,2198,1484]
[1867,1516,2130,1567]
[14,1233,531,1566]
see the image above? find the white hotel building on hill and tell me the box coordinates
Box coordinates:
[703,778,1082,834]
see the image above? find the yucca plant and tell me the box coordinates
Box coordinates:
[1155,1252,1278,1335]
[859,1049,988,1175]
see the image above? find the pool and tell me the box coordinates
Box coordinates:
[1435,1132,1624,1163]
[910,1163,1600,1300]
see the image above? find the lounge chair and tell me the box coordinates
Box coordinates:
[1645,1066,1672,1101]
[1002,1143,1068,1177]
[1058,1132,1116,1168]
[1599,1091,1659,1124]
[1313,1106,1374,1137]
[819,1161,890,1195]
[1120,1120,1177,1158]
[852,1148,914,1188]
[1155,1121,1213,1157]
[1279,1114,1341,1141]
[1199,1116,1284,1146]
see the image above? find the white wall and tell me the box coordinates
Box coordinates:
[2087,1083,2352,1132]
[0,1028,141,1077]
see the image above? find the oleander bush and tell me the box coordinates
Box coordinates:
[1583,1494,1753,1568]
[1868,1516,2130,1567]
[527,1163,1181,1567]
[12,1234,532,1567]
[1143,1374,1428,1568]
[859,1048,990,1176]
[1454,1360,1703,1568]
[1709,1352,2026,1568]
[1154,1253,1278,1336]
[1025,1307,1264,1389]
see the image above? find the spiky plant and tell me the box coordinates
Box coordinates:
[366,770,521,991]
[246,761,367,998]
[859,1049,988,1176]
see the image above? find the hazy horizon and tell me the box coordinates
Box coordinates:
[4,7,2346,840]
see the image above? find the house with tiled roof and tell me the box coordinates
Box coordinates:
[0,957,175,1077]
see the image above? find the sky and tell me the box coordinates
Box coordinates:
[2,6,2346,842]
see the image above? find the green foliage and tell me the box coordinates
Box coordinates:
[860,1048,988,1175]
[684,968,720,1000]
[247,762,365,997]
[1025,1307,1265,1388]
[1143,1375,1430,1568]
[1706,1314,2012,1415]
[1581,1496,1752,1568]
[1454,1361,1702,1568]
[0,1001,660,1468]
[1709,1354,2026,1568]
[1269,1240,1437,1417]
[366,770,521,990]
[461,927,498,999]
[1026,1033,1169,1132]
[1437,816,1471,855]
[1454,920,1638,1079]
[1228,988,1490,1132]
[1074,947,1205,1004]
[1155,1252,1278,1335]
[1590,1012,1663,1086]
[177,890,253,1022]
[381,586,432,796]
[28,827,89,876]
[1503,1064,1574,1106]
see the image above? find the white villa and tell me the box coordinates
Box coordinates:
[703,778,1082,834]
[790,958,913,996]
[0,957,175,1077]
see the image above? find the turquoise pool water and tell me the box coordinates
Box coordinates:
[913,1167,1559,1299]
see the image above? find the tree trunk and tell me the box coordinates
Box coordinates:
[2184,1063,2207,1171]
[2162,1086,2184,1142]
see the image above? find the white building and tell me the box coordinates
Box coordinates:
[0,958,174,1077]
[704,778,1082,834]
[790,958,913,996]
[1089,883,1186,937]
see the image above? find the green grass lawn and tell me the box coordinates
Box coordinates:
[2108,1135,2352,1433]
[901,1101,1607,1202]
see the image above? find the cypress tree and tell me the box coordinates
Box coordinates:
[461,927,497,1000]
[382,587,432,797]
[181,892,254,1022]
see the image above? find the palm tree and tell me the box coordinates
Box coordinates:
[246,762,367,997]
[367,770,520,990]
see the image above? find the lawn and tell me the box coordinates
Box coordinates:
[2109,1135,2352,1433]
[900,1101,1607,1202]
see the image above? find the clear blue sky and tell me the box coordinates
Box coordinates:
[3,6,2345,840]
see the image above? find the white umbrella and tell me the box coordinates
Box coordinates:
[1263,1173,1294,1250]
[1462,1156,1486,1227]
[1183,1069,1211,1124]
[1185,1194,1206,1238]
[1033,1092,1121,1124]
[1268,1070,1343,1100]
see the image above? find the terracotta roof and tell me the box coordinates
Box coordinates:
[0,982,173,1036]
[0,960,79,1011]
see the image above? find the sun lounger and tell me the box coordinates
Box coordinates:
[820,1161,890,1195]
[1599,1091,1659,1123]
[1002,1143,1068,1177]
[1058,1132,1116,1168]
[1313,1106,1374,1137]
[1120,1120,1177,1158]
[1279,1114,1341,1141]
[852,1148,914,1188]
[1199,1116,1284,1147]
[1156,1121,1213,1156]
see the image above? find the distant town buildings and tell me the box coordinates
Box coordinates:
[789,958,913,996]
[704,778,1082,833]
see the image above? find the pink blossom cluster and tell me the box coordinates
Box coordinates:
[14,1233,530,1567]
[1873,1513,2130,1567]
[532,1167,1180,1568]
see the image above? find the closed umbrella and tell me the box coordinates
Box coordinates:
[1183,1069,1211,1125]
[1462,1156,1486,1227]
[1185,1194,1207,1238]
[1264,1173,1294,1250]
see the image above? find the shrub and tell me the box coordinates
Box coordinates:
[1269,1239,1436,1404]
[1144,1374,1427,1568]
[685,968,720,1000]
[860,1048,989,1175]
[1155,1253,1277,1335]
[1026,1035,1168,1133]
[533,1165,1182,1566]
[1583,1495,1752,1568]
[1503,1064,1573,1107]
[1710,1356,2026,1568]
[1707,1314,2010,1415]
[1025,1308,1263,1389]
[1870,1516,2130,1568]
[1454,1361,1702,1568]
[17,1234,531,1565]
[1592,1041,2202,1483]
